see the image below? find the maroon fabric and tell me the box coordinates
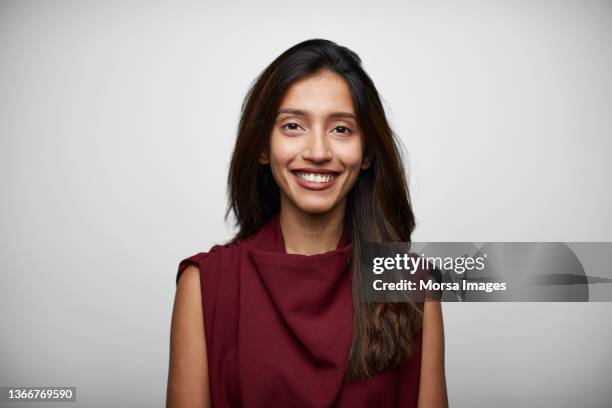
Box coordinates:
[176,214,423,407]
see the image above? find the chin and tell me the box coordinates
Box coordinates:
[299,206,334,215]
[292,197,338,216]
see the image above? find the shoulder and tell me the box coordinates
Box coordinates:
[173,238,249,338]
[176,237,250,286]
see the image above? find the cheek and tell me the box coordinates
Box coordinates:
[269,132,289,166]
[268,131,299,178]
[336,138,364,169]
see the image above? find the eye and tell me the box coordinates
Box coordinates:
[332,125,353,134]
[281,122,304,132]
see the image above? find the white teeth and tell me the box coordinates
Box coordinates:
[295,172,337,184]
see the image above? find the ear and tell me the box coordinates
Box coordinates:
[259,150,270,165]
[361,155,372,170]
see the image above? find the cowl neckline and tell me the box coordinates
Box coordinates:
[238,214,354,407]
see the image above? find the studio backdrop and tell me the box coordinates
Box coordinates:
[1,1,611,407]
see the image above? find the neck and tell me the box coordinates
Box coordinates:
[279,198,346,256]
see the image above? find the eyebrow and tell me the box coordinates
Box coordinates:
[277,108,357,121]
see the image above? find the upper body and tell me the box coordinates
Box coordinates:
[167,38,447,407]
[168,214,445,407]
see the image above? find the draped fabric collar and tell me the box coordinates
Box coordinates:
[238,214,354,407]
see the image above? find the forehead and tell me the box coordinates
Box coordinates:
[278,70,355,115]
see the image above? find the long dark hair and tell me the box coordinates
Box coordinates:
[226,39,423,381]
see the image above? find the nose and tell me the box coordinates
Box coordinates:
[301,127,332,163]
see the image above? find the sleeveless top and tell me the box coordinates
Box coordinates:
[176,214,423,407]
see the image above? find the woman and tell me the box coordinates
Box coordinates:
[167,39,448,408]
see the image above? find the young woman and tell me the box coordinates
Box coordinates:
[167,39,448,408]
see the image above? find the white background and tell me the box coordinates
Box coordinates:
[1,0,611,406]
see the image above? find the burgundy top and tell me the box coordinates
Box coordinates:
[176,214,423,407]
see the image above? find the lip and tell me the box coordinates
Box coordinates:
[291,167,341,175]
[290,168,341,191]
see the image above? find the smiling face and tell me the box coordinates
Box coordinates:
[259,69,370,216]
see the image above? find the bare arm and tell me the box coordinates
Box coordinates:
[166,265,211,408]
[417,301,448,408]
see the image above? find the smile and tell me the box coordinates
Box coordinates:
[295,172,337,183]
[290,169,340,191]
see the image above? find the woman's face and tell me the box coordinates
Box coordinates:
[260,69,370,216]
